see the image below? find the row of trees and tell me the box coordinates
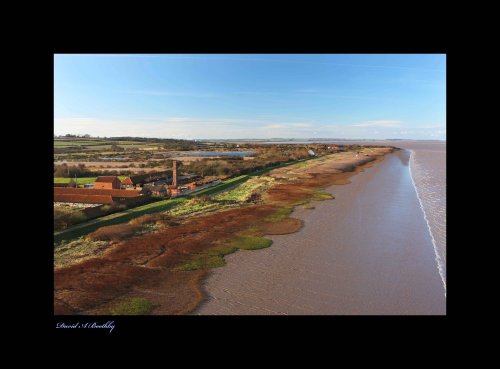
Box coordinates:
[54,163,94,178]
[184,147,311,178]
[54,163,152,178]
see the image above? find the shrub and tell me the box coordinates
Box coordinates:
[101,205,112,213]
[54,208,87,231]
[68,211,87,224]
[129,213,171,226]
[87,223,142,241]
[110,297,155,315]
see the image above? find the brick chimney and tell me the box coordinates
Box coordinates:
[172,160,178,187]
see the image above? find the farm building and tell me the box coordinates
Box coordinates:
[54,194,115,205]
[54,187,142,205]
[121,177,134,188]
[94,176,121,189]
[143,185,168,196]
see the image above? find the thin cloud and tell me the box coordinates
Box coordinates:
[55,117,318,139]
[54,117,444,140]
[121,90,219,98]
[352,120,402,128]
[264,124,287,129]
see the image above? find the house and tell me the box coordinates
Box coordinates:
[121,177,134,188]
[94,176,121,190]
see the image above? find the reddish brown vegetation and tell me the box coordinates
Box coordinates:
[87,223,143,242]
[263,218,303,235]
[54,149,393,315]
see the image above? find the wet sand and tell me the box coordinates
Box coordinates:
[195,149,446,315]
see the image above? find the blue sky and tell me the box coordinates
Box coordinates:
[54,54,446,140]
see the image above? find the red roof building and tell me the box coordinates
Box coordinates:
[121,177,134,187]
[94,176,121,189]
[54,187,142,204]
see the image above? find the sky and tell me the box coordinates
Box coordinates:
[54,54,446,140]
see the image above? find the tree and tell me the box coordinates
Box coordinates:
[111,144,124,152]
[54,164,69,177]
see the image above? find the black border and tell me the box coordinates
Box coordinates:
[32,46,452,339]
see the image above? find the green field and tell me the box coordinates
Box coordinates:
[54,197,187,244]
[54,138,162,151]
[54,176,128,184]
[192,175,249,197]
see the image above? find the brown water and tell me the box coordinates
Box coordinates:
[402,142,446,292]
[195,147,446,315]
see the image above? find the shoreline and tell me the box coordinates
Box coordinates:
[192,155,386,314]
[194,148,445,315]
[54,147,395,315]
[408,149,446,295]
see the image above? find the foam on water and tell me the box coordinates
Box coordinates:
[408,149,446,296]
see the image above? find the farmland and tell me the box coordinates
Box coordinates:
[54,176,127,185]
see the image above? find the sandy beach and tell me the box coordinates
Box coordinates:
[195,149,446,315]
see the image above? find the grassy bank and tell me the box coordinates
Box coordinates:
[177,235,273,271]
[54,197,186,244]
[110,297,156,315]
[54,156,318,244]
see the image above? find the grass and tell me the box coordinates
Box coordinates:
[247,157,316,177]
[310,190,334,201]
[54,238,109,269]
[213,177,274,202]
[168,198,222,217]
[110,297,156,315]
[192,175,249,197]
[293,160,314,169]
[302,204,315,209]
[54,176,128,184]
[229,235,273,250]
[265,206,294,222]
[54,138,158,150]
[54,198,186,244]
[167,177,274,218]
[177,235,273,271]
